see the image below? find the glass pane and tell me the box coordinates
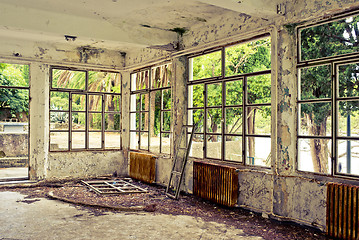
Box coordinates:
[151,64,171,88]
[339,62,359,98]
[226,107,242,134]
[72,132,85,149]
[189,134,204,158]
[105,95,121,112]
[300,15,359,61]
[188,84,204,108]
[140,132,148,150]
[225,37,271,76]
[225,136,242,162]
[105,132,121,149]
[0,63,29,87]
[246,137,271,167]
[162,111,171,131]
[105,113,120,131]
[206,135,221,159]
[207,83,222,107]
[226,80,242,105]
[188,109,204,133]
[50,92,69,111]
[298,138,331,174]
[50,132,68,151]
[88,71,120,93]
[72,94,86,111]
[162,89,171,110]
[337,140,359,176]
[89,132,102,149]
[50,112,69,130]
[130,132,139,149]
[89,95,102,112]
[72,112,86,130]
[161,132,171,154]
[246,106,271,135]
[141,112,148,131]
[207,108,222,133]
[52,69,86,90]
[299,102,331,136]
[338,101,359,137]
[89,113,102,130]
[300,65,331,100]
[247,74,271,104]
[130,113,139,131]
[190,51,221,81]
[134,70,149,90]
[142,94,149,111]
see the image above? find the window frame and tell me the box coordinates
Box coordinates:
[187,34,272,167]
[129,63,172,154]
[49,66,122,152]
[297,12,359,178]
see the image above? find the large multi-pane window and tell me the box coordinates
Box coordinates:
[50,68,121,151]
[297,12,359,177]
[188,35,271,167]
[130,63,172,154]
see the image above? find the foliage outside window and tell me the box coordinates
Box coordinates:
[130,63,172,154]
[188,36,271,167]
[298,13,359,177]
[50,68,121,151]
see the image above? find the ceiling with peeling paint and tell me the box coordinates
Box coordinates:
[0,0,284,53]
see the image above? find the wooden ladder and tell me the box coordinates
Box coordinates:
[165,124,196,199]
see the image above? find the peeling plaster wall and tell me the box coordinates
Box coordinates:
[47,151,126,179]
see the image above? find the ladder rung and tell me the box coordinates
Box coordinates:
[182,125,194,127]
[178,147,187,150]
[166,193,177,199]
[171,171,181,175]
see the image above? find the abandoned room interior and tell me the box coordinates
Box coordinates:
[1,0,359,237]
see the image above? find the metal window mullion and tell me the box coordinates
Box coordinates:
[204,83,207,158]
[332,62,338,176]
[221,80,225,161]
[101,94,105,149]
[85,94,89,149]
[243,76,247,165]
[69,93,73,150]
[160,89,163,153]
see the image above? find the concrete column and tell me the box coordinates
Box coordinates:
[29,63,49,180]
[121,71,131,175]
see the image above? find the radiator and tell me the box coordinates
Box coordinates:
[327,182,359,239]
[129,152,156,184]
[193,161,239,207]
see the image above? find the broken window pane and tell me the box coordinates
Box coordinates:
[299,65,331,100]
[50,132,68,151]
[299,102,331,136]
[52,69,86,90]
[246,106,271,135]
[207,83,222,107]
[190,51,221,81]
[50,92,69,111]
[337,139,359,176]
[246,137,271,167]
[300,15,359,61]
[226,107,242,134]
[226,80,243,106]
[72,112,86,130]
[88,71,121,93]
[247,74,271,104]
[298,138,331,174]
[339,62,359,98]
[0,63,29,87]
[105,132,121,149]
[225,37,271,76]
[89,132,102,149]
[225,136,242,162]
[206,135,221,159]
[72,132,86,149]
[162,89,171,110]
[89,95,102,112]
[207,108,222,133]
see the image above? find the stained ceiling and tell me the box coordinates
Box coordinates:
[0,0,283,53]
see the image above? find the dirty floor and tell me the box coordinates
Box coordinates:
[0,179,329,240]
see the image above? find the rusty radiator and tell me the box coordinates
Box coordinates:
[129,152,156,184]
[193,161,239,207]
[327,182,359,239]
